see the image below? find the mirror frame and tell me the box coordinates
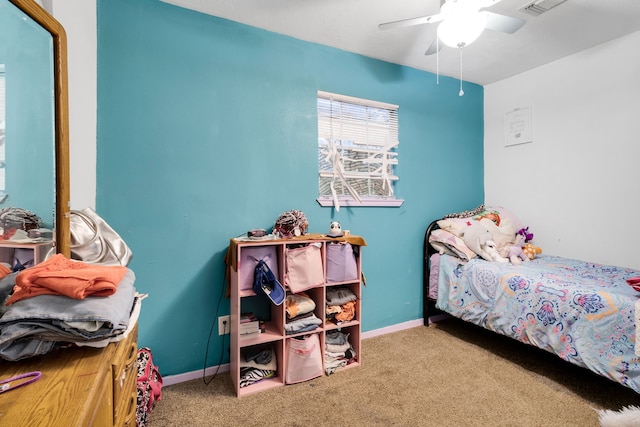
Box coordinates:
[8,0,69,256]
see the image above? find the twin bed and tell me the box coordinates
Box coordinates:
[423,206,640,394]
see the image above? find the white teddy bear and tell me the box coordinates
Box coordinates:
[482,240,509,263]
[462,221,509,262]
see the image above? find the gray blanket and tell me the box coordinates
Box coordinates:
[0,269,136,361]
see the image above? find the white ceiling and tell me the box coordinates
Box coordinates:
[160,0,640,85]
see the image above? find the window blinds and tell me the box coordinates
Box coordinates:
[317,91,399,210]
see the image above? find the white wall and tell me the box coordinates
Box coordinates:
[485,31,640,270]
[50,0,97,210]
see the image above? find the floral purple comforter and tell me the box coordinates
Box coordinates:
[435,254,640,393]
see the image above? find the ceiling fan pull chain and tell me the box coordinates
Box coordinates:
[458,47,464,96]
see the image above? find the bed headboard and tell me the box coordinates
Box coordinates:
[423,205,491,325]
[423,219,442,326]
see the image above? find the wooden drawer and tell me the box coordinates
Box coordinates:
[112,326,138,427]
[0,322,140,427]
[116,388,138,427]
[0,344,115,426]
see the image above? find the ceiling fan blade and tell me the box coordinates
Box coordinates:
[485,12,526,34]
[424,38,442,56]
[378,13,444,31]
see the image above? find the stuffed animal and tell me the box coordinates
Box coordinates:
[522,243,542,260]
[461,222,494,261]
[328,221,343,237]
[517,226,534,243]
[483,240,509,263]
[478,218,517,256]
[507,234,529,265]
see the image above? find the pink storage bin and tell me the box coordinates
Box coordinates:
[284,244,324,293]
[239,246,279,291]
[285,334,323,384]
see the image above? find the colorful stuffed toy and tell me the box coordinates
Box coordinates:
[522,243,542,260]
[517,226,534,243]
[507,235,529,264]
[483,240,509,263]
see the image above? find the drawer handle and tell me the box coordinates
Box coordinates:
[125,343,137,366]
[125,393,137,421]
[117,393,138,427]
[118,344,138,387]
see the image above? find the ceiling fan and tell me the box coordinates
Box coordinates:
[379,0,526,55]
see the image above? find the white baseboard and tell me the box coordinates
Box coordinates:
[163,318,427,387]
[163,363,230,387]
[360,318,425,339]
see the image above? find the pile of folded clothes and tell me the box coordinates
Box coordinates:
[325,286,357,324]
[239,344,276,387]
[284,292,322,335]
[0,254,139,361]
[324,329,356,375]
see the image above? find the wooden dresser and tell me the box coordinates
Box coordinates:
[0,324,138,427]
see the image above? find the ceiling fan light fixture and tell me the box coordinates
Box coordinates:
[437,11,488,48]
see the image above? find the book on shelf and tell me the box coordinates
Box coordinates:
[239,320,266,335]
[240,312,257,323]
[240,320,259,331]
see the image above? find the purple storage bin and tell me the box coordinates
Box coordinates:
[239,246,279,291]
[326,242,358,283]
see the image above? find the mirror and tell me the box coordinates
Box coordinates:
[0,0,69,256]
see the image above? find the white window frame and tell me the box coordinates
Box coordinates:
[317,91,403,210]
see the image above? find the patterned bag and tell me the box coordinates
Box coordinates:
[136,347,163,427]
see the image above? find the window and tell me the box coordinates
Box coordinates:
[317,91,402,210]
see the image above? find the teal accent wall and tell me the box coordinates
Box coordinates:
[97,0,484,376]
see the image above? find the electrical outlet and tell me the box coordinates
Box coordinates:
[218,315,230,335]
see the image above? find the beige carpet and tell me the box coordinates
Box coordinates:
[149,317,640,427]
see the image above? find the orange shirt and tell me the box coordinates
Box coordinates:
[5,254,127,305]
